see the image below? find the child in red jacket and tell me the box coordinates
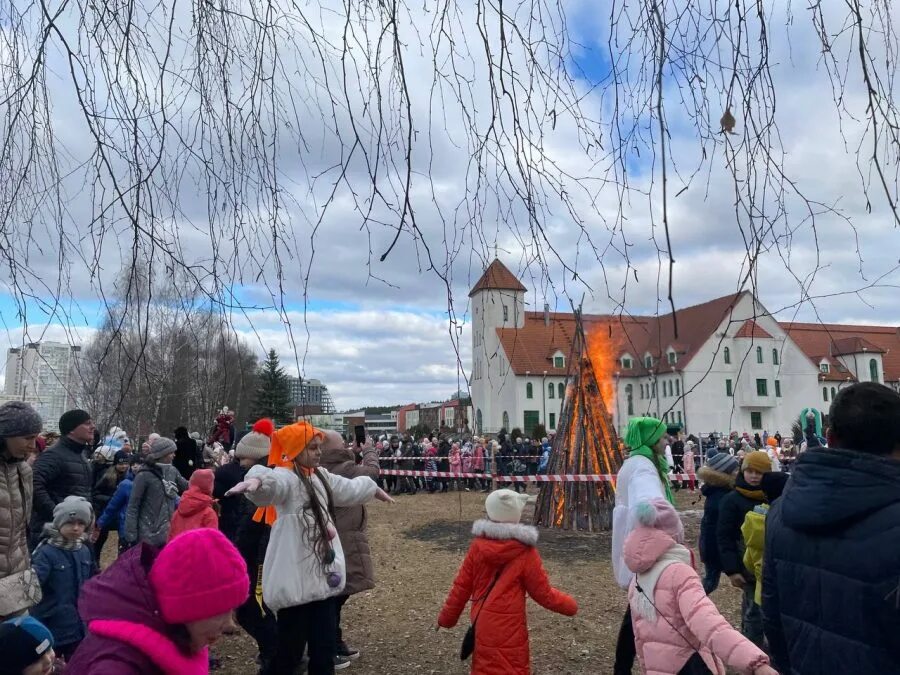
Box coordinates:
[438,489,577,674]
[168,469,218,541]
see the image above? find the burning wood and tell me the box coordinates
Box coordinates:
[533,313,625,531]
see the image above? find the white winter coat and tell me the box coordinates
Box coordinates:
[611,454,667,589]
[245,465,378,612]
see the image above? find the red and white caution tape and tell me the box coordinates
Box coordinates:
[378,468,696,483]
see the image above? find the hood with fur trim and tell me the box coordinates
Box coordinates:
[698,465,736,489]
[472,519,539,547]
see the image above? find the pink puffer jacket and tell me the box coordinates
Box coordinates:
[624,527,769,675]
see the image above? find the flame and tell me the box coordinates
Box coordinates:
[547,323,622,529]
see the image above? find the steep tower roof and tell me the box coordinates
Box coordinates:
[469,259,527,297]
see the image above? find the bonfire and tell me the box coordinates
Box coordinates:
[533,312,625,532]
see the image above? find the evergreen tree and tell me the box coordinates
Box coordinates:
[252,349,294,425]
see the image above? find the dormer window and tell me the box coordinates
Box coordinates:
[621,356,633,370]
[667,351,677,366]
[820,362,830,374]
[553,355,565,369]
[644,354,653,369]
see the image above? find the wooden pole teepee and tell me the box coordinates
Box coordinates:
[533,309,625,531]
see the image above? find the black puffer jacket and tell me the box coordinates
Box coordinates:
[697,465,734,569]
[715,473,766,577]
[214,460,249,542]
[763,449,900,675]
[31,437,92,532]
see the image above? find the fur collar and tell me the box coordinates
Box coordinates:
[698,465,735,488]
[89,620,208,675]
[472,519,538,546]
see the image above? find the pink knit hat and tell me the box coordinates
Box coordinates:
[149,529,248,624]
[634,498,684,544]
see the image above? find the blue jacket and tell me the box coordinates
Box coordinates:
[31,540,96,646]
[97,473,134,539]
[763,448,900,674]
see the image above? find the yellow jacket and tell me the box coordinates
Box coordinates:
[741,505,769,604]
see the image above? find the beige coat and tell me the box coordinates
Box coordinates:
[0,456,38,617]
[320,445,379,596]
[0,457,32,579]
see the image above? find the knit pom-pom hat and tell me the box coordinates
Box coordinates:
[634,498,684,544]
[234,419,274,460]
[149,529,248,624]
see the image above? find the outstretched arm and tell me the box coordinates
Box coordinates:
[438,549,476,628]
[522,548,578,616]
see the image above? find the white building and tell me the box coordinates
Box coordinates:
[470,260,899,438]
[286,377,335,414]
[4,342,81,433]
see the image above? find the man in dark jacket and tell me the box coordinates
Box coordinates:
[763,382,900,674]
[30,409,95,543]
[716,450,771,646]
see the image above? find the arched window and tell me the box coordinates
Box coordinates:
[526,382,533,399]
[675,379,681,396]
[548,383,555,399]
[831,387,837,400]
[625,384,634,416]
[476,409,483,433]
[772,348,779,365]
[502,411,509,431]
[558,383,564,399]
[870,358,880,383]
[823,387,828,402]
[756,346,763,363]
[724,347,731,364]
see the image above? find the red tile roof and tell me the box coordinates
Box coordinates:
[469,259,527,297]
[783,323,900,382]
[735,319,773,339]
[496,293,747,376]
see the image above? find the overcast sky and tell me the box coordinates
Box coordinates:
[1,1,898,410]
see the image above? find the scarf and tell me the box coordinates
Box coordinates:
[632,543,693,621]
[42,525,86,551]
[625,417,673,504]
[734,474,766,502]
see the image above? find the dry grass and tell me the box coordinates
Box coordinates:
[196,487,743,674]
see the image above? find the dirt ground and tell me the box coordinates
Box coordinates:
[185,487,743,674]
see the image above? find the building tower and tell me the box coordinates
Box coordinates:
[469,259,526,435]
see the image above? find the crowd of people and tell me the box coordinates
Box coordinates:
[0,380,898,674]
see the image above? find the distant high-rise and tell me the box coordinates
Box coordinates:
[4,342,81,432]
[286,377,335,414]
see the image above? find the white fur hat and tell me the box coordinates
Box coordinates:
[485,488,535,524]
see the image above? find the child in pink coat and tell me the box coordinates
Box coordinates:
[624,499,776,675]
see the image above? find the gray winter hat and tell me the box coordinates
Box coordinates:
[0,401,42,438]
[147,436,177,462]
[707,452,739,475]
[52,495,94,529]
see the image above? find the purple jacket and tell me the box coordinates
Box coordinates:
[65,544,208,675]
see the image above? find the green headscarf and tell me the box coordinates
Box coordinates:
[624,416,673,504]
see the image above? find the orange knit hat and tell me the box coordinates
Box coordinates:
[766,437,778,448]
[267,421,324,468]
[253,421,325,526]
